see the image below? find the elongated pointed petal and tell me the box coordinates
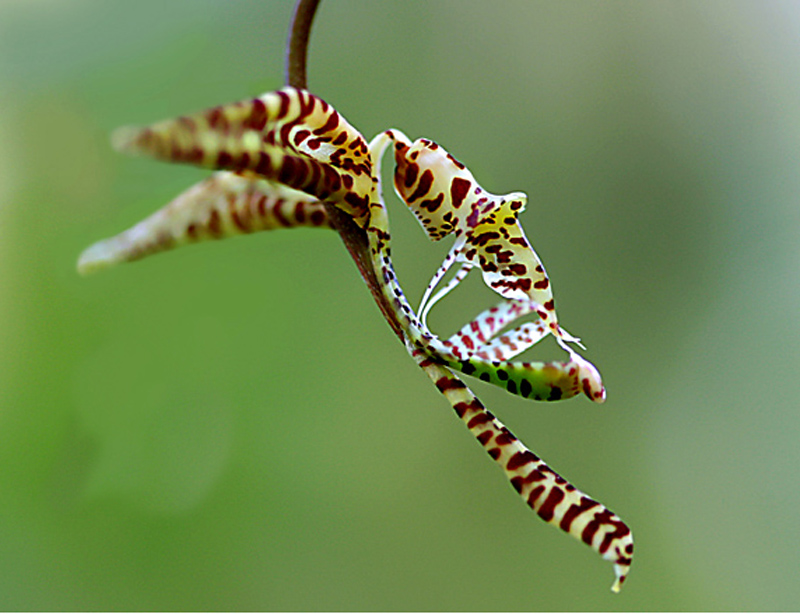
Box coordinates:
[77,171,330,275]
[412,349,632,592]
[113,88,373,224]
[372,125,624,590]
[445,300,545,356]
[468,321,550,362]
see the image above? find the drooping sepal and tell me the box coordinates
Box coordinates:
[77,171,330,274]
[411,348,631,592]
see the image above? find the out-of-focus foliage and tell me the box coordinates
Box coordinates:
[1,1,798,609]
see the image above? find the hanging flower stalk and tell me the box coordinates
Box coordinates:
[78,0,632,592]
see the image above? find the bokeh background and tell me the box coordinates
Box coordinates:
[2,0,799,610]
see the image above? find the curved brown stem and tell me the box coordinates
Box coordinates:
[285,0,319,89]
[284,0,405,340]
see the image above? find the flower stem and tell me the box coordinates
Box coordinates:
[284,0,405,340]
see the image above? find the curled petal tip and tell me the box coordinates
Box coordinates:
[610,566,628,593]
[567,350,606,403]
[595,385,607,403]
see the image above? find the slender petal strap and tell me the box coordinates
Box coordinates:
[78,171,330,275]
[444,300,547,358]
[465,321,549,362]
[113,87,373,225]
[411,348,631,592]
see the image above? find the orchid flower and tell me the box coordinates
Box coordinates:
[79,86,631,591]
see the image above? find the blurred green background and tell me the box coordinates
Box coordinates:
[2,0,799,609]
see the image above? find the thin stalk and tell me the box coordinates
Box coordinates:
[284,0,405,340]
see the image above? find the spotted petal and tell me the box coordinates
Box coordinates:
[113,87,373,225]
[412,349,630,592]
[444,300,546,356]
[387,130,576,344]
[367,130,605,403]
[78,171,330,275]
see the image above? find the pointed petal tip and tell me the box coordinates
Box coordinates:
[111,125,144,154]
[610,567,628,593]
[76,241,114,276]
